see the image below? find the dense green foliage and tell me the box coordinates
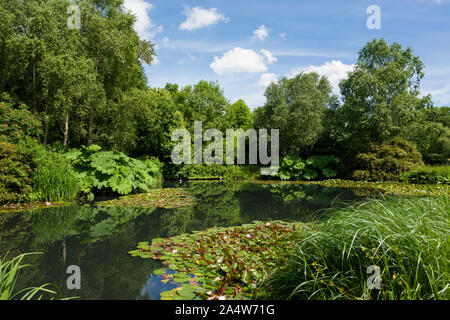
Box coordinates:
[166,81,229,133]
[254,73,333,156]
[174,164,259,180]
[121,88,184,160]
[0,0,447,190]
[65,145,162,197]
[0,0,153,149]
[261,196,449,300]
[336,39,432,154]
[276,155,339,181]
[0,94,42,144]
[0,141,33,203]
[352,138,424,182]
[403,166,450,185]
[226,99,253,130]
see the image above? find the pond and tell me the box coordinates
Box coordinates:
[0,181,370,300]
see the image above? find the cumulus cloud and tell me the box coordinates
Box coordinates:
[210,48,277,75]
[258,73,278,87]
[290,60,354,92]
[123,0,162,39]
[179,7,229,31]
[252,25,269,42]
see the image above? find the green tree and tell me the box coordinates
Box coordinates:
[337,39,432,154]
[120,88,184,160]
[226,100,252,129]
[167,81,229,132]
[255,73,333,156]
[0,0,155,149]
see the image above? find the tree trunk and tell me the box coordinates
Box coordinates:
[63,114,69,147]
[43,102,49,146]
[87,109,94,146]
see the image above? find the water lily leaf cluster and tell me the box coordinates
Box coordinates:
[0,201,70,214]
[129,221,307,300]
[96,188,197,209]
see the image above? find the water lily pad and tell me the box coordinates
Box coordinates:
[131,221,307,300]
[96,188,197,209]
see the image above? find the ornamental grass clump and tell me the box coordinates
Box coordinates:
[260,196,449,300]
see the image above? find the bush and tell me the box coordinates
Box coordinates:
[352,137,424,182]
[276,155,339,181]
[403,166,450,185]
[260,196,449,300]
[15,138,80,202]
[0,93,42,143]
[423,126,450,165]
[64,145,162,197]
[0,140,33,203]
[173,164,259,180]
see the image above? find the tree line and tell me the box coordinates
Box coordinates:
[0,0,448,186]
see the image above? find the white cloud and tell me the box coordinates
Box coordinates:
[123,0,162,39]
[279,33,286,39]
[162,37,169,45]
[260,49,277,64]
[258,73,278,87]
[179,7,229,31]
[252,25,269,42]
[427,84,450,105]
[422,66,450,106]
[210,48,277,75]
[290,60,354,93]
[152,56,160,66]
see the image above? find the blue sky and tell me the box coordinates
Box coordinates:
[123,0,450,109]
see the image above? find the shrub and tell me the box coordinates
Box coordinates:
[0,140,33,203]
[14,137,80,202]
[352,137,424,182]
[260,196,449,300]
[423,126,450,165]
[173,164,259,180]
[64,145,162,197]
[276,155,339,181]
[403,166,450,185]
[277,155,305,180]
[0,93,42,143]
[305,155,340,179]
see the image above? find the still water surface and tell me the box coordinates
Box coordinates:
[0,181,369,299]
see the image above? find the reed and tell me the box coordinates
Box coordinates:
[260,196,449,300]
[0,253,56,300]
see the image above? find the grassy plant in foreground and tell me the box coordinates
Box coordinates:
[0,253,56,300]
[260,196,449,300]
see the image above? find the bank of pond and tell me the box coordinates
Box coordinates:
[0,181,448,300]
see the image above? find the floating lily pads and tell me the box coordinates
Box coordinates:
[245,179,448,197]
[96,188,197,209]
[0,201,71,214]
[130,221,308,300]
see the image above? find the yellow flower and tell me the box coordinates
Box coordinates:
[311,262,318,267]
[392,274,397,280]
